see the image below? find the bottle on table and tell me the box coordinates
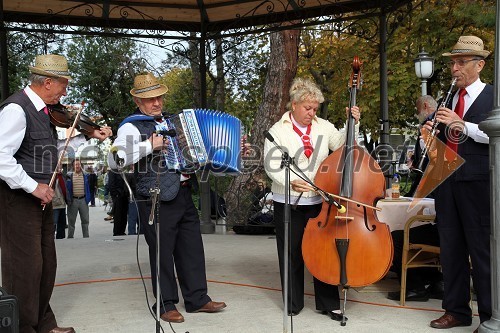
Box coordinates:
[391,174,400,199]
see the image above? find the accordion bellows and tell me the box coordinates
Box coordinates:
[157,109,242,174]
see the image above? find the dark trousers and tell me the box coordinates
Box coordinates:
[0,182,58,333]
[274,202,340,313]
[137,186,211,313]
[391,223,442,290]
[112,194,129,236]
[53,208,66,239]
[89,190,96,206]
[435,175,491,323]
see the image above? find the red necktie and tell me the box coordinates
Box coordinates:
[43,106,49,115]
[445,88,467,159]
[290,114,313,158]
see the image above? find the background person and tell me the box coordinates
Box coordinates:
[407,95,438,196]
[87,165,98,207]
[387,95,443,302]
[53,168,68,239]
[66,159,91,238]
[264,77,360,320]
[108,168,129,236]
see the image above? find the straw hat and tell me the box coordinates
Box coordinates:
[29,54,72,80]
[442,35,490,58]
[130,73,168,98]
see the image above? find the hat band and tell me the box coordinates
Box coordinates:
[135,84,162,94]
[44,69,70,76]
[451,49,480,54]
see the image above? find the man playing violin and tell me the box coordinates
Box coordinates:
[0,54,112,333]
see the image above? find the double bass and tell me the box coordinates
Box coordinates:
[301,56,393,323]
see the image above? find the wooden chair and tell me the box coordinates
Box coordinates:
[400,214,440,305]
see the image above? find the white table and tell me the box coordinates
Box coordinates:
[375,197,435,231]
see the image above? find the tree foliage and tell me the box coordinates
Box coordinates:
[296,0,495,143]
[5,27,66,95]
[65,35,147,132]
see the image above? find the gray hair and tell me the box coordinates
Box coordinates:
[287,77,324,110]
[29,73,66,86]
[416,95,437,112]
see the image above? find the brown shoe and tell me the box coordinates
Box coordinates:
[160,309,184,323]
[48,327,75,333]
[192,301,227,313]
[430,314,470,329]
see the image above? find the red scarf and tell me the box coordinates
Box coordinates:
[290,113,313,158]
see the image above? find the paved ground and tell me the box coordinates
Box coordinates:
[2,199,481,332]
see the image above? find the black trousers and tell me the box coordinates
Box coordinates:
[435,174,491,323]
[112,193,129,236]
[137,186,211,313]
[274,202,340,313]
[391,223,441,290]
[0,181,58,333]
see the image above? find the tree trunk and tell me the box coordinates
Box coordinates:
[225,28,300,225]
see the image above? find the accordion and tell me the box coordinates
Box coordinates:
[156,109,242,174]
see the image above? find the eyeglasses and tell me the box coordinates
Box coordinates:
[447,58,482,67]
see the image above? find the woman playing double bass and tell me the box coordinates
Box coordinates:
[263,77,360,320]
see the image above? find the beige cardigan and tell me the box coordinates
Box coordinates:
[264,111,358,200]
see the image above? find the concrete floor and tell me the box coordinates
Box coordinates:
[5,199,481,332]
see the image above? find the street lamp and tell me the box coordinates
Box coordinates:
[414,49,434,96]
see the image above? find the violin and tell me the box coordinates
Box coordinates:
[301,56,393,325]
[47,102,101,135]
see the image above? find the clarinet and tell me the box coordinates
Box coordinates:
[414,77,458,173]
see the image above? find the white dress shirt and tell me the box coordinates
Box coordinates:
[107,122,153,169]
[0,86,47,193]
[453,78,489,144]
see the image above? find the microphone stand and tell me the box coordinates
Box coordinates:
[265,133,345,333]
[113,148,162,333]
[148,154,164,333]
[147,125,176,332]
[281,150,293,333]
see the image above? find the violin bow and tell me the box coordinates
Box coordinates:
[42,101,86,210]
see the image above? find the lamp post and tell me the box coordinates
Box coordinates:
[414,49,434,96]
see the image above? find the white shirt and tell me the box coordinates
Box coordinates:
[0,86,86,193]
[453,78,489,144]
[107,117,187,181]
[107,122,153,169]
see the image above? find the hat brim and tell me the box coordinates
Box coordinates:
[29,67,72,81]
[130,84,168,98]
[442,50,491,58]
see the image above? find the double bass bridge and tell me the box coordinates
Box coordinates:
[335,216,354,221]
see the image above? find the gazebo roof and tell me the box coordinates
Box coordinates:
[3,0,412,37]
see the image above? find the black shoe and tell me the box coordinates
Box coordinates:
[322,311,347,321]
[287,310,300,316]
[427,281,444,300]
[387,289,429,302]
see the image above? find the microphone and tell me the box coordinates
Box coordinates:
[264,130,274,143]
[110,146,124,168]
[154,129,176,137]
